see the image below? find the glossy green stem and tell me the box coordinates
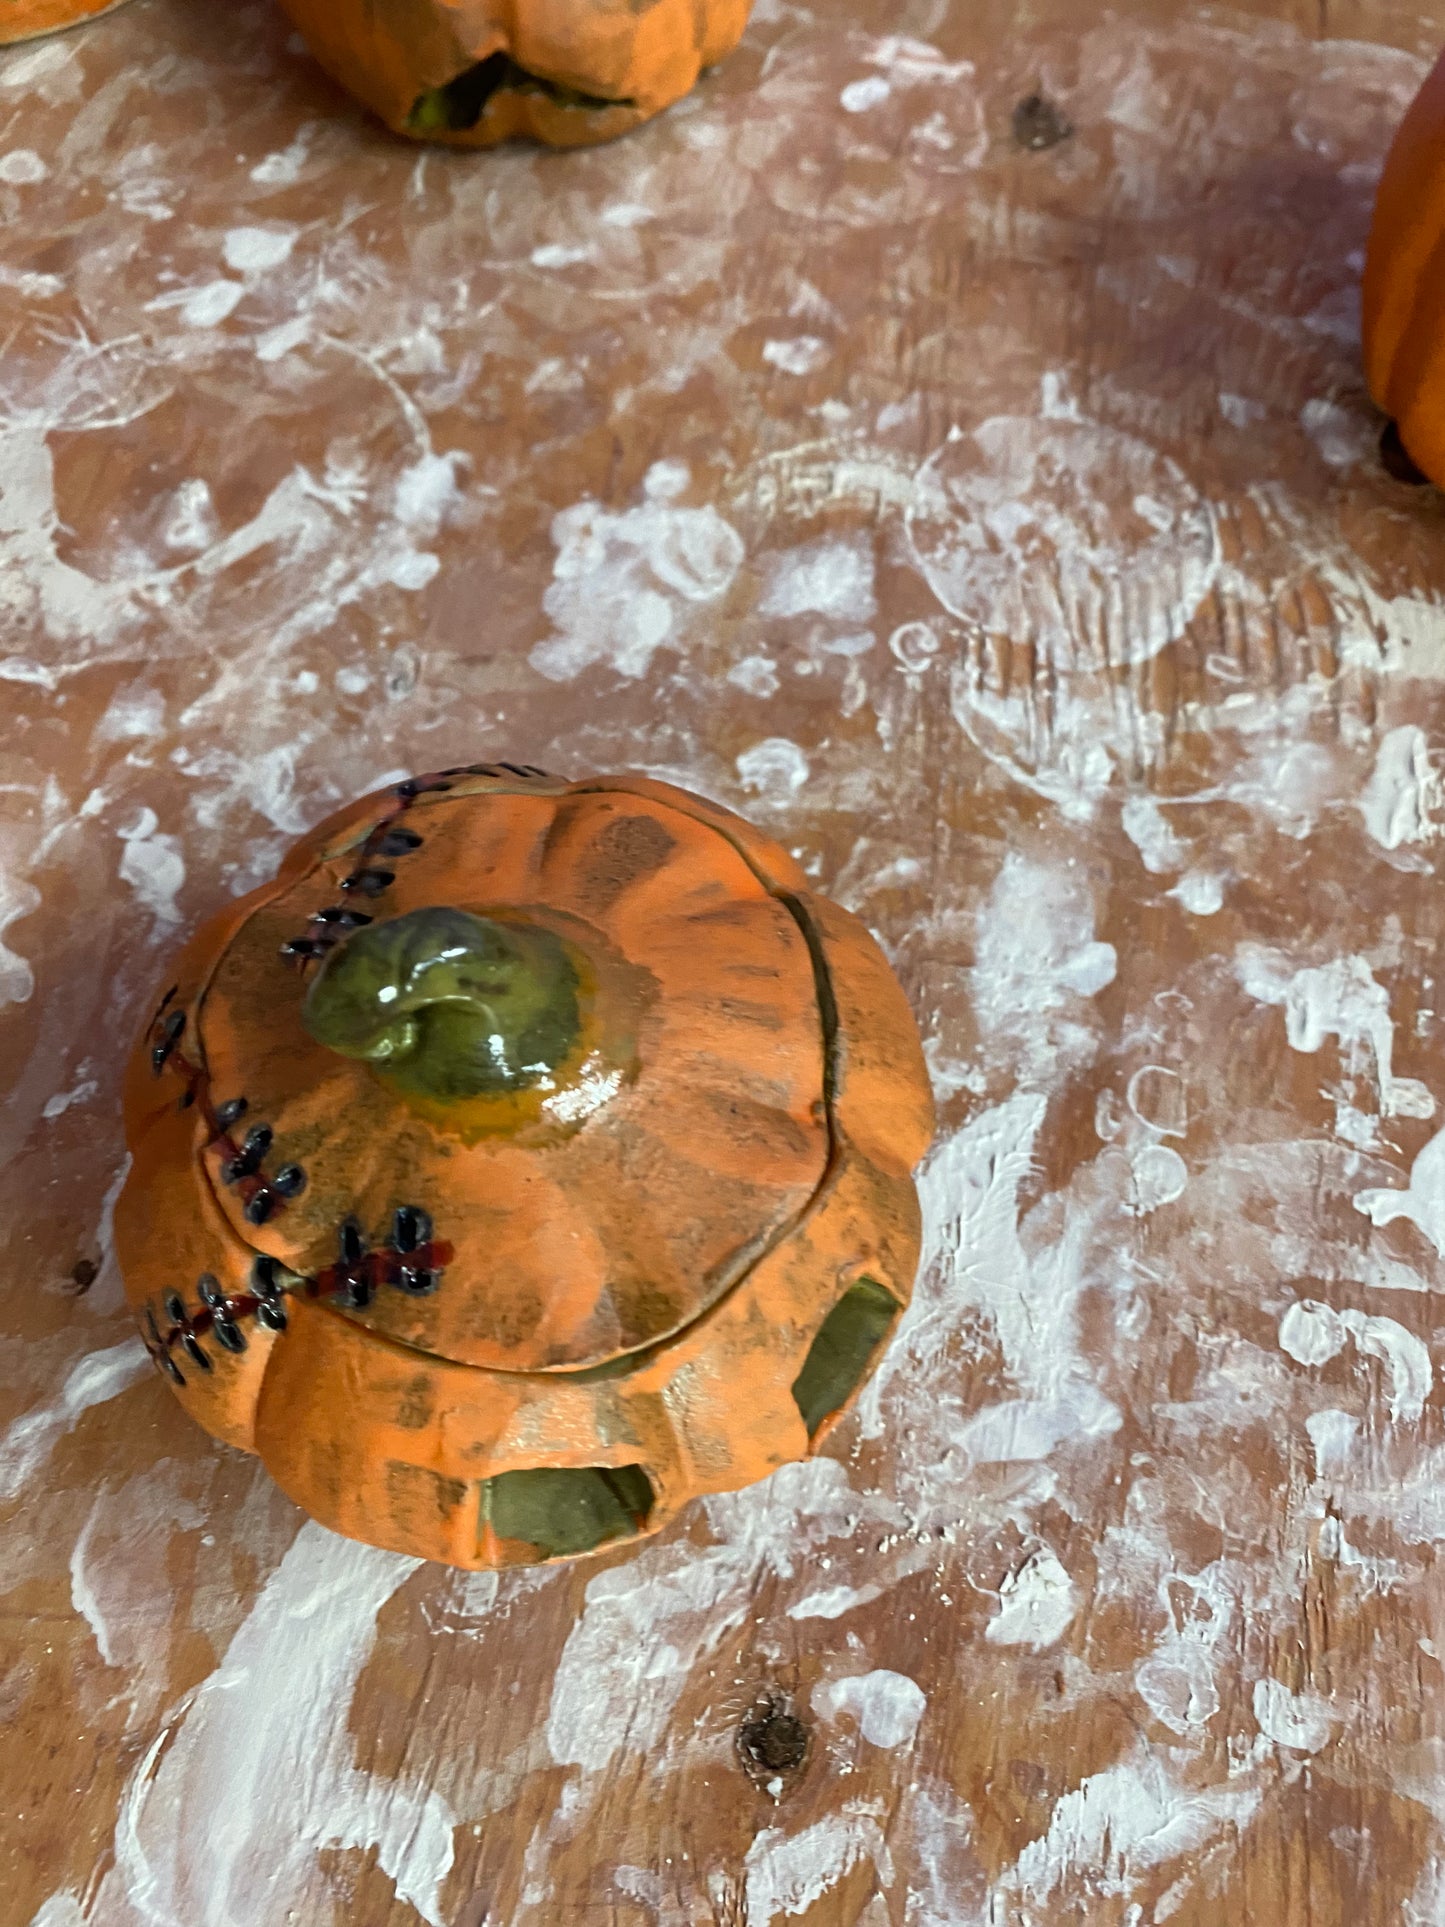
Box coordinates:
[302,907,581,1103]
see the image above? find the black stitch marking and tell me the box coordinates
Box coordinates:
[151,1007,187,1073]
[341,869,396,897]
[272,1164,307,1199]
[376,828,424,856]
[215,1097,249,1132]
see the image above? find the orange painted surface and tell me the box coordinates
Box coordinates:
[1363,48,1445,483]
[117,767,933,1567]
[0,0,128,45]
[274,0,753,148]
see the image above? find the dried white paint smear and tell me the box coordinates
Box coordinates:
[0,868,41,1007]
[1360,725,1442,850]
[1238,947,1435,1121]
[0,1338,148,1505]
[743,1811,885,1924]
[1135,1640,1221,1737]
[1253,1679,1334,1753]
[986,1547,1080,1650]
[969,854,1117,1088]
[907,416,1217,669]
[549,1459,894,1778]
[1003,1748,1265,1906]
[529,462,743,682]
[1355,1123,1445,1259]
[1279,1299,1433,1424]
[1121,794,1187,875]
[737,737,810,801]
[758,535,876,622]
[97,1523,457,1927]
[116,806,186,925]
[812,1670,926,1748]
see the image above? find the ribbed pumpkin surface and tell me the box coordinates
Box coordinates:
[133,780,828,1372]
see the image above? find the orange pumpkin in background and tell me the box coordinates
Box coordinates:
[117,765,933,1568]
[274,0,753,149]
[1363,47,1445,486]
[0,0,129,46]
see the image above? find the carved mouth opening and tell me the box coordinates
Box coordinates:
[408,53,635,134]
[791,1278,899,1438]
[482,1462,655,1560]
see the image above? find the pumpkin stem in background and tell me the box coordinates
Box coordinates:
[302,906,582,1103]
[407,52,633,135]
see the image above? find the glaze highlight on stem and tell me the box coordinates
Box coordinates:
[302,907,581,1103]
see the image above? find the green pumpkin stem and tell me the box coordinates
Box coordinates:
[302,906,581,1103]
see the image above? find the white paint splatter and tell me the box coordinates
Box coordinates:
[1252,1677,1334,1752]
[728,653,780,698]
[1360,726,1443,851]
[736,738,810,801]
[1239,948,1435,1121]
[1129,1145,1188,1215]
[0,1339,149,1505]
[529,464,743,682]
[117,807,186,925]
[986,1547,1079,1650]
[759,536,876,623]
[1121,795,1187,875]
[98,1524,457,1927]
[812,1670,926,1749]
[1169,870,1225,915]
[42,1073,98,1120]
[1126,1066,1188,1138]
[840,75,892,112]
[1136,1641,1221,1737]
[1279,1300,1433,1423]
[0,868,41,1007]
[222,225,299,274]
[761,337,832,377]
[0,149,47,185]
[1355,1123,1445,1260]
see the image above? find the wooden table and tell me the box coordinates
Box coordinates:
[3,0,1444,1920]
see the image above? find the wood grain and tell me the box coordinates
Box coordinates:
[0,0,1443,1922]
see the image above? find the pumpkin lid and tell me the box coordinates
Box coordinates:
[177,775,830,1373]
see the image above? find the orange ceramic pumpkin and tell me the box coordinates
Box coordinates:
[1363,48,1445,486]
[273,0,753,149]
[0,0,129,45]
[117,765,933,1568]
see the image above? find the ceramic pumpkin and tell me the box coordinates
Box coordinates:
[0,0,129,45]
[1363,48,1445,486]
[117,765,933,1568]
[273,0,753,150]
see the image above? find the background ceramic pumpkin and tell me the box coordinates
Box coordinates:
[1362,47,1445,486]
[273,0,753,149]
[118,765,933,1569]
[0,0,129,46]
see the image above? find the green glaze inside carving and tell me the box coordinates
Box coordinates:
[483,1464,654,1560]
[302,907,582,1103]
[791,1278,899,1438]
